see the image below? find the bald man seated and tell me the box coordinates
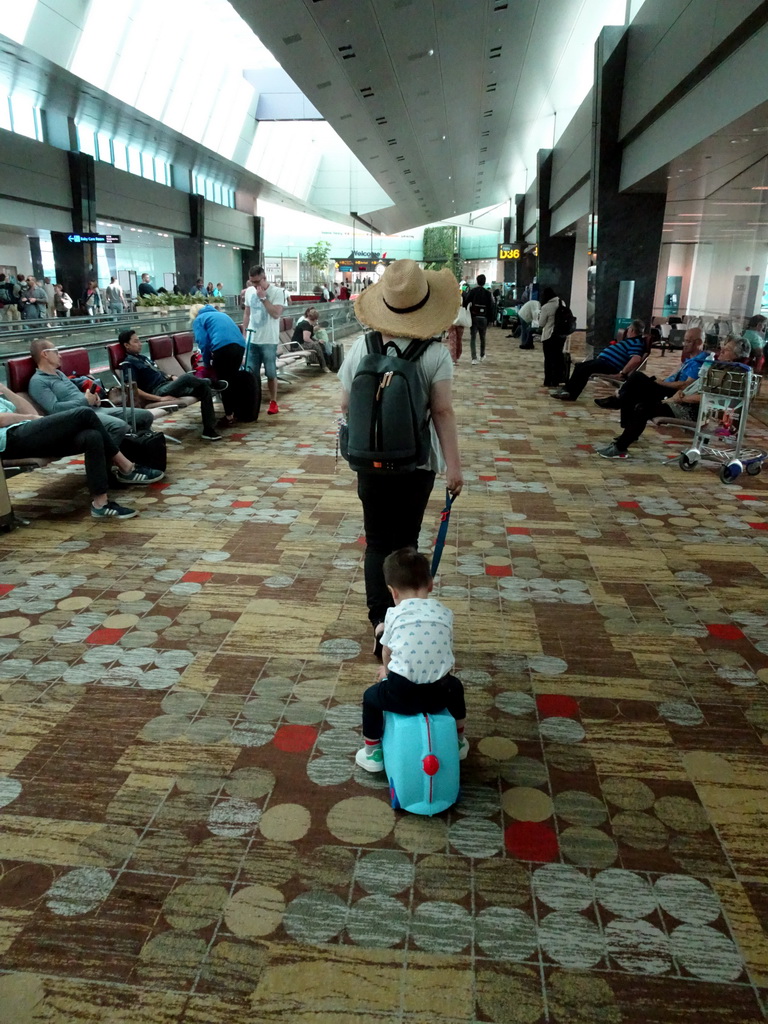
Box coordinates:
[593,327,706,416]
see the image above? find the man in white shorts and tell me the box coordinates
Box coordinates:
[242,266,285,415]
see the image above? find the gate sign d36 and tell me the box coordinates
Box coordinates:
[498,243,522,260]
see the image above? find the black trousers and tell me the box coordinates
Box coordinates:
[211,343,244,417]
[362,670,466,739]
[156,373,216,431]
[614,374,692,450]
[543,333,567,386]
[564,357,616,398]
[356,469,435,627]
[3,408,118,495]
[469,316,488,359]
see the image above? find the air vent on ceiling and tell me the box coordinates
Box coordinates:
[340,114,352,120]
[317,81,332,90]
[414,189,421,194]
[481,130,490,137]
[486,83,497,92]
[387,139,397,145]
[494,2,508,10]
[490,45,502,58]
[393,0,413,8]
[479,160,486,165]
[483,110,493,117]
[283,33,301,45]
[402,168,411,173]
[370,154,380,159]
[360,86,374,98]
[409,179,416,184]
[338,44,356,59]
[480,146,487,153]
[375,116,388,125]
[396,156,405,162]
[357,137,368,142]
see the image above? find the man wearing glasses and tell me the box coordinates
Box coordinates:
[28,338,155,446]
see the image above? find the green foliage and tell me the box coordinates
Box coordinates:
[304,241,332,269]
[423,226,458,263]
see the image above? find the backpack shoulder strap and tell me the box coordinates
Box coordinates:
[401,337,435,362]
[365,331,384,355]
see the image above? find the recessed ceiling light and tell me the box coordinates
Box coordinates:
[428,49,434,56]
[752,186,768,190]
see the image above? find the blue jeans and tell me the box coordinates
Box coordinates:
[246,342,277,379]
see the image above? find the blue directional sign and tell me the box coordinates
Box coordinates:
[66,233,121,244]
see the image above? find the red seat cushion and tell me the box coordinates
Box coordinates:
[173,332,194,357]
[106,342,125,373]
[147,335,173,360]
[59,348,91,378]
[7,356,35,393]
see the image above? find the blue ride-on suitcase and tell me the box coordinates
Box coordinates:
[381,709,460,816]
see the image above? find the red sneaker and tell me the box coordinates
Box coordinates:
[267,401,279,415]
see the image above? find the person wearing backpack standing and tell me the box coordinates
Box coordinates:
[539,287,575,388]
[339,260,464,657]
[463,274,495,364]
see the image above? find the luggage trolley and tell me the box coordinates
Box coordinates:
[678,363,765,484]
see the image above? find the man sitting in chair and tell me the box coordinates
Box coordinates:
[594,334,751,460]
[118,329,227,442]
[594,327,705,413]
[551,319,647,401]
[28,339,156,448]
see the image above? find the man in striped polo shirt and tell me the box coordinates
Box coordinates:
[551,320,647,401]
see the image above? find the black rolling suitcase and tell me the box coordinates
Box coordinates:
[230,369,261,422]
[329,343,344,372]
[119,363,167,471]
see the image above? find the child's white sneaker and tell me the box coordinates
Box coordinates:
[458,736,470,760]
[355,745,385,772]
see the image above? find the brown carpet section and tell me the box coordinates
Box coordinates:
[1,331,768,1022]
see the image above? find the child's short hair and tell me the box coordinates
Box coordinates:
[383,548,432,591]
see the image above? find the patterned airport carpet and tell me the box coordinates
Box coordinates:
[1,328,768,1023]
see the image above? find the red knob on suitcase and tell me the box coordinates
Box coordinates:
[422,754,440,776]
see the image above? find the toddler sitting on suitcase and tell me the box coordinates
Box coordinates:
[355,547,468,772]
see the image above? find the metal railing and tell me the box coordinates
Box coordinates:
[0,300,362,384]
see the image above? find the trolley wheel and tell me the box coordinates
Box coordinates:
[389,782,400,811]
[719,460,743,485]
[679,453,697,472]
[746,462,763,477]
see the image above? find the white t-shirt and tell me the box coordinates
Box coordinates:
[382,598,454,685]
[245,283,285,346]
[338,334,453,472]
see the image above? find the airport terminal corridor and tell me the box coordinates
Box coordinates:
[1,330,768,1022]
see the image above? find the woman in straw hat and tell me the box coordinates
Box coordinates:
[339,259,464,656]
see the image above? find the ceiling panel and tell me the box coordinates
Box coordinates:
[231,0,628,233]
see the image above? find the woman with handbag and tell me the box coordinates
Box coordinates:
[53,283,73,318]
[446,304,471,365]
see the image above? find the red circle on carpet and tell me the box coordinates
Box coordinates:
[273,725,318,752]
[536,694,579,718]
[504,821,559,862]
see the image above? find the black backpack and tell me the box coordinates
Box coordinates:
[340,331,434,473]
[0,282,17,308]
[553,298,576,336]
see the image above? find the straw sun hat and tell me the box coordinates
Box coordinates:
[354,259,461,339]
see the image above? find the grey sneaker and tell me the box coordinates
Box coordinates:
[458,736,470,760]
[91,501,138,520]
[596,442,628,459]
[115,465,165,485]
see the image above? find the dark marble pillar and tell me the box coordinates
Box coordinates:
[174,195,205,293]
[591,27,666,347]
[239,216,264,285]
[28,237,44,280]
[537,149,576,303]
[515,194,535,300]
[50,152,98,305]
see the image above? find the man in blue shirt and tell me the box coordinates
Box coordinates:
[117,330,227,442]
[595,334,751,459]
[551,320,647,401]
[594,328,706,413]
